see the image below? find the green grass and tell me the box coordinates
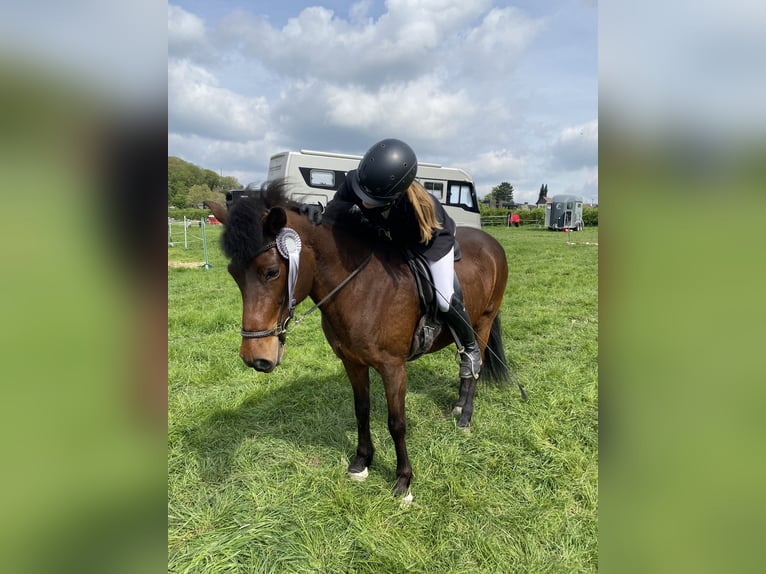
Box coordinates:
[168,225,598,573]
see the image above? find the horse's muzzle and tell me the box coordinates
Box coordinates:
[239,338,284,373]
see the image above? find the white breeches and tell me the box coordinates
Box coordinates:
[428,247,455,312]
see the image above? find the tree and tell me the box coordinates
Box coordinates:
[489,182,514,205]
[186,184,225,209]
[536,183,548,205]
[220,176,240,191]
[168,156,242,206]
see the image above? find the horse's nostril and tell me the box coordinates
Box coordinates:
[252,359,275,372]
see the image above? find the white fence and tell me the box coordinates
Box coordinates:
[167,216,215,269]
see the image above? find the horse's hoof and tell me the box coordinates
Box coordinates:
[347,467,368,481]
[452,405,463,416]
[400,491,414,508]
[457,416,471,429]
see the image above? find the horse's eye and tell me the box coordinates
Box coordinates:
[264,268,280,281]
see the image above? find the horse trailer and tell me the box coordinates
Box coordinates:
[262,149,482,229]
[545,194,585,231]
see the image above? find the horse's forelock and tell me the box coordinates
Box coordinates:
[221,196,265,265]
[221,180,299,264]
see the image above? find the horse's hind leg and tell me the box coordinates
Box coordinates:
[455,376,477,428]
[344,361,374,479]
[453,377,469,416]
[453,317,494,426]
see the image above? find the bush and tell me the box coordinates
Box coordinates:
[518,208,545,225]
[583,206,598,226]
[479,205,511,218]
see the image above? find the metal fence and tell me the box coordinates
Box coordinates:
[480,215,544,227]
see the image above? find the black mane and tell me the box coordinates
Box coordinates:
[221,180,302,265]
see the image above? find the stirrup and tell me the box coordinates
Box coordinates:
[458,345,482,379]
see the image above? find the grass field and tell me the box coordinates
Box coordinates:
[168,223,598,573]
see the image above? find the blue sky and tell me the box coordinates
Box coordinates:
[168,0,598,203]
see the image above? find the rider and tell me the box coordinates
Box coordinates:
[322,138,481,379]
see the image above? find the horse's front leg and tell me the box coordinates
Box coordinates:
[343,360,374,479]
[380,362,412,496]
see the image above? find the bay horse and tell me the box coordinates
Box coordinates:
[205,181,511,496]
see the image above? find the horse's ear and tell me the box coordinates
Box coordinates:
[204,201,228,224]
[263,207,287,235]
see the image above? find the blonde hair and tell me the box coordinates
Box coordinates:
[405,180,443,244]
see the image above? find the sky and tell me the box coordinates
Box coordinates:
[168,0,598,204]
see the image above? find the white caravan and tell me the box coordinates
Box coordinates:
[265,149,482,229]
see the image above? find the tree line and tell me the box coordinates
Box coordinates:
[168,156,242,208]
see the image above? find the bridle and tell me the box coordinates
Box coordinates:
[239,239,292,343]
[238,230,372,342]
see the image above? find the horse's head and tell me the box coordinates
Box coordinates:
[206,185,306,373]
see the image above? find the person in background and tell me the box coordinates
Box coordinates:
[510,212,521,227]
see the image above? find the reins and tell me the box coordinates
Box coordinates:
[291,252,373,328]
[239,235,373,340]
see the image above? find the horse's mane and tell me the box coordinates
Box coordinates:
[222,178,397,268]
[221,180,302,265]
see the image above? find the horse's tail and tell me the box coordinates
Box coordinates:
[480,314,510,384]
[480,314,527,400]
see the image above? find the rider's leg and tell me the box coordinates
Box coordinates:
[429,249,482,379]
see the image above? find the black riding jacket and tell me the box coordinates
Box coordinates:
[326,169,456,261]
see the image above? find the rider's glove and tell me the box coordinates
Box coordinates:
[299,202,324,225]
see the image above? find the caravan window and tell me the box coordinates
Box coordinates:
[567,201,574,209]
[309,169,335,187]
[447,183,474,208]
[423,181,444,200]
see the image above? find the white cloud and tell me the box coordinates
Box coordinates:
[324,76,476,140]
[464,149,527,182]
[463,6,543,69]
[550,120,598,170]
[561,166,598,201]
[349,0,374,24]
[167,1,596,197]
[168,4,210,60]
[168,59,270,142]
[217,1,492,88]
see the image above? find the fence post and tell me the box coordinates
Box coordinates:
[168,219,174,247]
[200,218,212,269]
[183,216,189,249]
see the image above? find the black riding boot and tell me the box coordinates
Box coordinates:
[442,289,482,379]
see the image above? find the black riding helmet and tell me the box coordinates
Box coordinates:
[349,138,417,206]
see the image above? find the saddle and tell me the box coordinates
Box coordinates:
[407,241,462,361]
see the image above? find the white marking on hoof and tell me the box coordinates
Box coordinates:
[348,467,368,481]
[452,406,463,416]
[400,491,414,508]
